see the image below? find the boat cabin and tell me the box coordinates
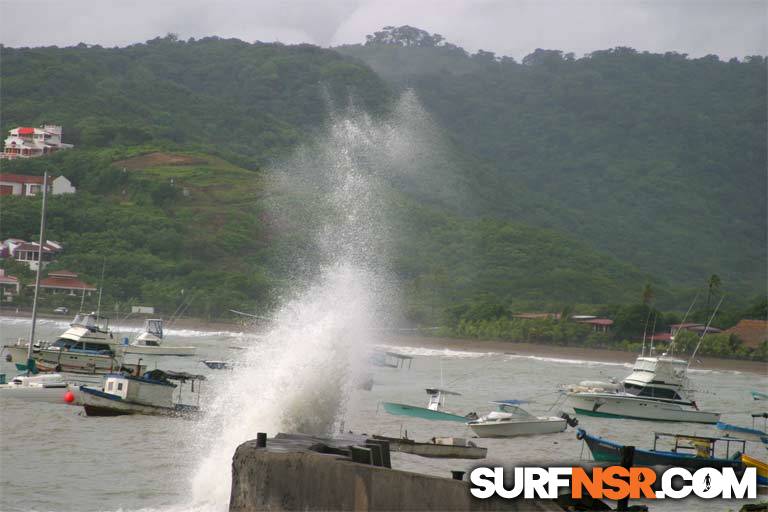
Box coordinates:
[71,313,110,333]
[102,369,205,408]
[652,432,746,460]
[622,357,688,400]
[487,400,534,420]
[425,388,460,411]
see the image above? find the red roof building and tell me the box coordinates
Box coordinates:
[575,318,614,333]
[34,270,96,296]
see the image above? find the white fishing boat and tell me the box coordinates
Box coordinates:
[371,435,487,459]
[566,356,720,423]
[3,312,144,375]
[467,400,569,438]
[0,372,100,404]
[123,319,196,356]
[79,369,205,417]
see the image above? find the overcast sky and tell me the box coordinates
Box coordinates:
[1,0,765,60]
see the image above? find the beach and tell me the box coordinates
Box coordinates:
[385,335,768,375]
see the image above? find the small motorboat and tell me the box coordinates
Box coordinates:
[382,388,473,423]
[123,319,196,356]
[717,413,768,446]
[79,369,205,417]
[467,400,571,438]
[741,454,768,486]
[371,434,487,459]
[0,373,98,404]
[752,390,768,401]
[577,429,746,470]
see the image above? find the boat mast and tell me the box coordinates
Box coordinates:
[27,171,49,376]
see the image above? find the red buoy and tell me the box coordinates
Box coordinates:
[63,390,75,404]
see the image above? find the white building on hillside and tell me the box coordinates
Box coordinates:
[1,125,74,160]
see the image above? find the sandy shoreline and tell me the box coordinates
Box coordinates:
[384,335,768,375]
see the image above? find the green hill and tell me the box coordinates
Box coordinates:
[0,33,764,323]
[338,27,767,297]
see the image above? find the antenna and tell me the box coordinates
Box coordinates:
[648,313,658,356]
[27,171,48,376]
[96,258,106,317]
[669,293,699,354]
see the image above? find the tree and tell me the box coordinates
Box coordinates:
[641,282,654,305]
[706,274,722,313]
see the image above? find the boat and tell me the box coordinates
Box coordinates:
[123,319,196,356]
[3,312,144,375]
[577,429,745,470]
[0,372,99,404]
[717,413,768,446]
[467,400,572,438]
[566,355,720,423]
[370,350,414,369]
[382,388,474,423]
[78,369,205,417]
[741,454,768,486]
[752,391,768,401]
[371,434,487,459]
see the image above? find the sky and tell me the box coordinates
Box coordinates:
[1,0,765,60]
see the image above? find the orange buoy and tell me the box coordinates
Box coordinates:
[63,390,75,404]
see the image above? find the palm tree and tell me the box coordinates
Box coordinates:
[706,274,722,313]
[641,282,654,305]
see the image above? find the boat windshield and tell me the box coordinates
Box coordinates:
[624,383,682,400]
[51,338,79,350]
[72,313,109,332]
[144,319,163,339]
[497,404,535,417]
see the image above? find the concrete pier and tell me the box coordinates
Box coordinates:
[229,434,562,511]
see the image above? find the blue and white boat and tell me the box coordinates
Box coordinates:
[79,369,204,417]
[382,388,471,423]
[717,413,768,446]
[577,429,746,470]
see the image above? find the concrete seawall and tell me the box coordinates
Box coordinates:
[229,437,561,511]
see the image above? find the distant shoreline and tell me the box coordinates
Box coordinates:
[384,335,768,375]
[3,310,764,374]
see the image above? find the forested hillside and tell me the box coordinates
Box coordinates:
[0,32,765,326]
[338,26,767,296]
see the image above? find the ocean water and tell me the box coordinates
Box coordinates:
[1,318,766,512]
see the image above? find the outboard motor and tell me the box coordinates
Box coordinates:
[560,412,579,428]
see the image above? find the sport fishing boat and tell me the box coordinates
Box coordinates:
[577,429,746,470]
[78,369,205,417]
[123,319,196,356]
[382,388,475,423]
[467,400,572,438]
[3,312,144,375]
[717,413,768,446]
[566,356,720,423]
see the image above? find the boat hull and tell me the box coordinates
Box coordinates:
[569,393,720,424]
[123,345,196,357]
[372,436,487,459]
[578,429,742,470]
[4,345,140,375]
[468,418,567,438]
[717,421,768,445]
[79,387,199,417]
[742,454,768,486]
[381,402,468,422]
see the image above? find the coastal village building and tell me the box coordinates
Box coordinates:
[1,239,63,271]
[33,270,96,296]
[0,173,76,196]
[0,125,73,160]
[724,319,768,349]
[0,269,20,302]
[574,317,614,333]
